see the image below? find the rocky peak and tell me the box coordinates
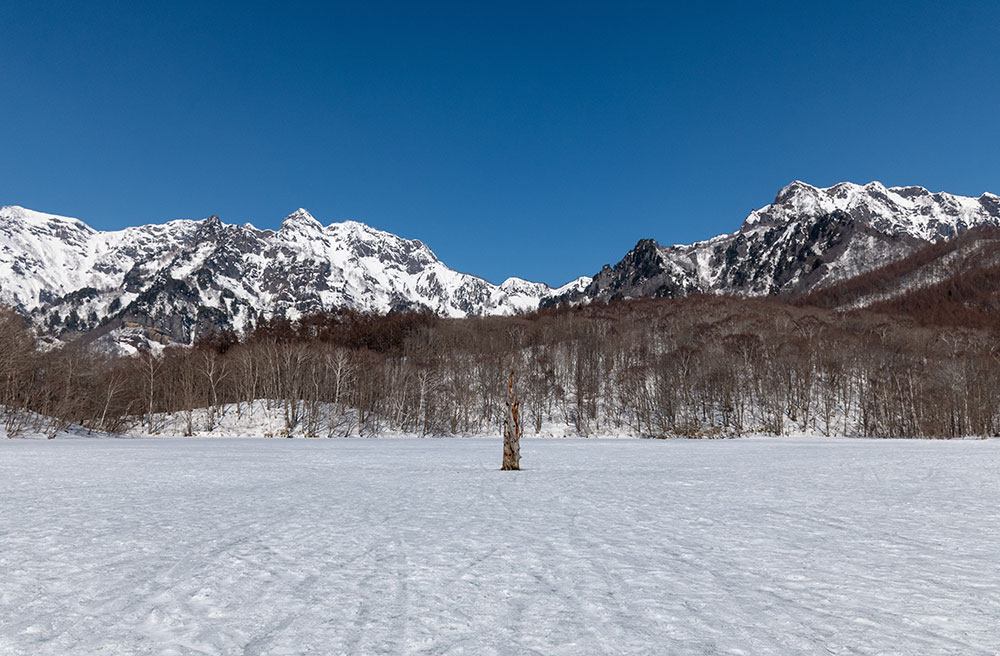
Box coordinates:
[280,208,323,232]
[773,180,817,206]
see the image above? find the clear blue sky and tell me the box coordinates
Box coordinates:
[2,1,998,286]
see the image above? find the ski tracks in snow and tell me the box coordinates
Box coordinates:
[1,438,999,654]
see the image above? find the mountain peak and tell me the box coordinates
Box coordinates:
[773,180,895,206]
[888,185,931,199]
[1,204,88,227]
[334,219,376,232]
[280,208,322,230]
[774,180,819,203]
[499,277,548,295]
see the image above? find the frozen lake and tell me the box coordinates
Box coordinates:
[1,438,999,655]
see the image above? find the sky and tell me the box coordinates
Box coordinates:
[2,1,999,286]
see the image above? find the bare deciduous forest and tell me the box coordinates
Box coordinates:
[3,287,999,438]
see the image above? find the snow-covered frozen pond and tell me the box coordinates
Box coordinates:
[1,438,999,655]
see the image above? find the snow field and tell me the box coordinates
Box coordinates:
[1,438,999,654]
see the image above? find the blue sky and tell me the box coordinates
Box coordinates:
[2,1,998,285]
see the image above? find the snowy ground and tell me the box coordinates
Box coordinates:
[125,400,647,439]
[1,438,999,655]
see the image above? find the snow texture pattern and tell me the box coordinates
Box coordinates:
[1,438,998,655]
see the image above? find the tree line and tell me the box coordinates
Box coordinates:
[2,295,999,439]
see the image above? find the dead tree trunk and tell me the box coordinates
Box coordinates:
[502,371,521,470]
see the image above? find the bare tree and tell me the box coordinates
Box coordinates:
[200,349,227,431]
[138,350,164,434]
[502,371,521,470]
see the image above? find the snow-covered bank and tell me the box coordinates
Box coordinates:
[0,407,120,440]
[125,400,652,439]
[2,438,999,654]
[60,399,1000,439]
[5,398,994,440]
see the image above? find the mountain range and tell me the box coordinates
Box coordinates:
[0,205,588,349]
[2,180,998,351]
[549,181,1000,305]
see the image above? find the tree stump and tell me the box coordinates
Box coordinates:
[502,371,521,470]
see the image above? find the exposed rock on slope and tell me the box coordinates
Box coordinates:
[552,181,1000,305]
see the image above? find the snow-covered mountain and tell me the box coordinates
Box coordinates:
[554,181,1000,304]
[5,180,997,350]
[0,205,589,348]
[797,224,1000,324]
